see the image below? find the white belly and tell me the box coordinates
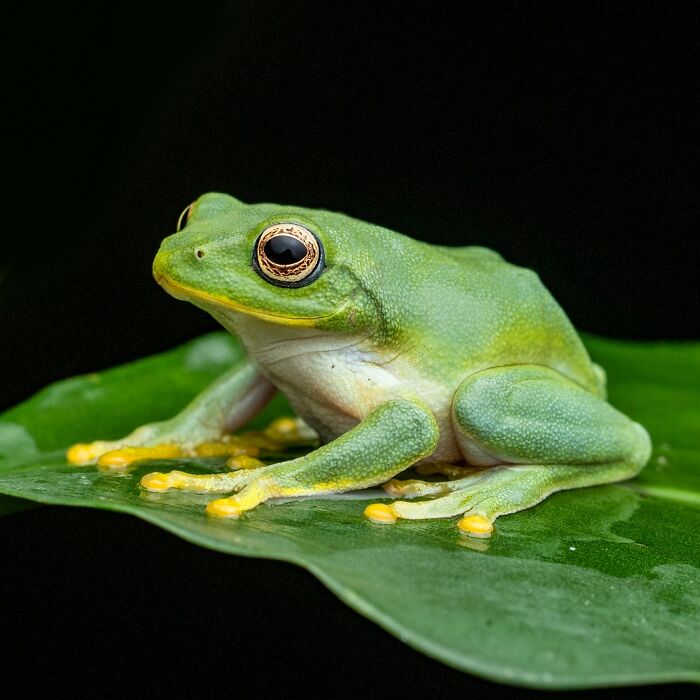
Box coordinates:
[220,315,463,464]
[255,336,462,463]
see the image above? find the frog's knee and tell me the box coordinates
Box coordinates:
[629,421,652,471]
[451,364,652,471]
[592,362,607,397]
[451,368,515,444]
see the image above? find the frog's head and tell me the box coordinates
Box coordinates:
[153,193,392,339]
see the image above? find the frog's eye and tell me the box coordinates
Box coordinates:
[176,202,195,232]
[253,223,324,288]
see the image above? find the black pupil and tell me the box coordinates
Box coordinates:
[264,235,308,265]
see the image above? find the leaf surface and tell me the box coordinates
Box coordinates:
[0,332,698,688]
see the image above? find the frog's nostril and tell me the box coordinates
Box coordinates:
[194,248,206,260]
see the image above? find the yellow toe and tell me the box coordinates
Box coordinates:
[263,416,316,444]
[364,503,398,524]
[263,417,299,443]
[140,472,172,492]
[226,455,265,470]
[66,442,107,465]
[457,514,494,538]
[97,445,185,470]
[206,498,242,518]
[66,443,92,465]
[98,450,133,469]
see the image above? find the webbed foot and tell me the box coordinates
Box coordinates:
[67,416,316,471]
[367,461,639,538]
[139,456,296,519]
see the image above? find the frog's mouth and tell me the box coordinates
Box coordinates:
[154,272,337,328]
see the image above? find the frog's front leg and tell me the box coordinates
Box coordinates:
[67,358,277,469]
[372,365,651,537]
[141,399,439,518]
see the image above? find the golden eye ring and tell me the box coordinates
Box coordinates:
[253,223,324,288]
[176,202,195,232]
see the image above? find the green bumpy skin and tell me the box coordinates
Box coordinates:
[67,193,651,537]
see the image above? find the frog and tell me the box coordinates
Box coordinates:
[67,193,651,537]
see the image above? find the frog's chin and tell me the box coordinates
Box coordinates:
[155,274,335,328]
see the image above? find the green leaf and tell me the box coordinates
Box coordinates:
[0,332,698,689]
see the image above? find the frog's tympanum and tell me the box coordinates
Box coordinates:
[68,194,651,537]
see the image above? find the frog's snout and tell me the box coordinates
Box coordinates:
[152,243,207,286]
[152,248,171,286]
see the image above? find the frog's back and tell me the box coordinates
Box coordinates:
[400,241,602,395]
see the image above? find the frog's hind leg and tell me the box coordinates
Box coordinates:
[367,364,651,537]
[387,461,641,537]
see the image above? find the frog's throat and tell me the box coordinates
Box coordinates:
[156,275,336,328]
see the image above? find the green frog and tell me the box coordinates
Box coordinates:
[68,193,651,537]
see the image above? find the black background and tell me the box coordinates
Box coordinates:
[1,3,698,697]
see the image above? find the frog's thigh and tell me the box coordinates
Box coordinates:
[386,365,651,534]
[452,364,650,467]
